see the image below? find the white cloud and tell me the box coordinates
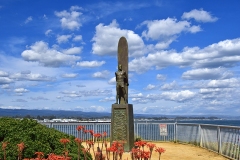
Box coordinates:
[182,68,233,80]
[161,81,177,90]
[92,70,110,79]
[73,35,82,41]
[156,74,166,80]
[63,47,82,54]
[10,71,54,81]
[145,84,156,90]
[57,34,72,44]
[129,38,240,73]
[61,73,78,78]
[0,77,13,84]
[129,93,143,98]
[21,41,80,67]
[25,16,33,24]
[76,61,105,68]
[29,96,49,101]
[182,9,218,22]
[92,19,145,57]
[161,90,196,102]
[55,6,82,30]
[1,84,10,89]
[45,29,52,36]
[76,105,106,112]
[141,18,201,49]
[14,88,29,96]
[99,96,115,102]
[108,77,116,85]
[0,71,9,77]
[207,78,239,88]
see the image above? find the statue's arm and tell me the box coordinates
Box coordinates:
[124,71,129,86]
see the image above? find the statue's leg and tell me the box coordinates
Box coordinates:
[116,84,119,104]
[122,87,127,104]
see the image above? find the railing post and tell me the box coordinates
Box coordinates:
[217,126,222,154]
[175,122,177,142]
[199,124,202,147]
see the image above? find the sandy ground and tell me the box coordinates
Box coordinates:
[83,142,228,160]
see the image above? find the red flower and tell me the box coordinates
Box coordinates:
[93,133,101,138]
[86,140,94,148]
[134,140,147,148]
[17,142,25,152]
[102,131,107,137]
[60,138,70,145]
[155,147,165,154]
[76,125,85,131]
[74,138,82,144]
[2,142,8,150]
[84,130,89,134]
[147,143,156,151]
[89,130,94,135]
[35,152,44,159]
[141,151,150,159]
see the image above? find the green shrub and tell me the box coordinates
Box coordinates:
[0,117,92,160]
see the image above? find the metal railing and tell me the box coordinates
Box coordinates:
[40,122,240,160]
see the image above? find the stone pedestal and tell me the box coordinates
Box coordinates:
[111,104,134,152]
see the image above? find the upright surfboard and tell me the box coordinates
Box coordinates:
[117,36,128,103]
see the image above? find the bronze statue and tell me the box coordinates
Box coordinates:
[115,64,128,104]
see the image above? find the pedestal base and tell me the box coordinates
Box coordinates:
[111,104,134,152]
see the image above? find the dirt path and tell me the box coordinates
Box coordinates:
[83,142,228,160]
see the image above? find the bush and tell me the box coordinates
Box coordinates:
[0,117,92,160]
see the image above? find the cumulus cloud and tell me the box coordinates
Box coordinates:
[29,96,49,100]
[25,16,33,24]
[12,99,27,102]
[57,34,72,43]
[61,73,78,78]
[14,88,29,96]
[92,19,145,57]
[99,96,115,102]
[55,6,82,30]
[1,84,10,89]
[0,71,9,77]
[63,47,82,54]
[21,41,80,67]
[108,77,116,85]
[182,9,218,22]
[73,35,82,41]
[145,84,156,90]
[76,60,105,68]
[129,38,240,73]
[0,77,13,84]
[206,78,239,88]
[10,71,54,81]
[60,89,112,98]
[45,29,52,36]
[141,18,201,49]
[92,70,110,79]
[14,88,28,93]
[161,90,196,102]
[182,68,233,80]
[156,74,166,80]
[161,81,177,90]
[76,105,106,112]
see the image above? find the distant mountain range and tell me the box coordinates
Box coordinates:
[0,108,239,119]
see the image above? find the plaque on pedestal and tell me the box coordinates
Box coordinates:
[111,104,134,151]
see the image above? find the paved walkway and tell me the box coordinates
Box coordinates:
[83,142,228,160]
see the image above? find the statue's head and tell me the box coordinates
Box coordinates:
[118,64,122,70]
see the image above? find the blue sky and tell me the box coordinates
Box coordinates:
[0,0,240,116]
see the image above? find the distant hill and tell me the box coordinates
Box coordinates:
[0,108,239,120]
[0,108,111,118]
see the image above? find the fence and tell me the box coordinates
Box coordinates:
[40,122,240,160]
